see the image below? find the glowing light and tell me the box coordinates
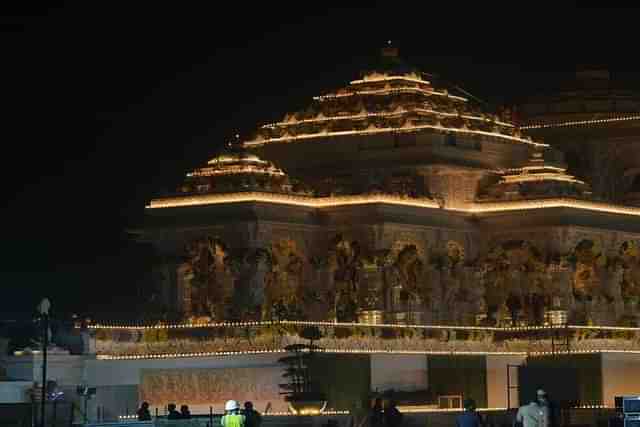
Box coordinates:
[244,123,547,147]
[187,165,286,178]
[146,192,440,210]
[501,172,585,185]
[314,87,468,102]
[349,75,432,86]
[145,191,640,218]
[521,115,640,130]
[261,108,515,130]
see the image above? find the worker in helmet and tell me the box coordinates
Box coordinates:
[221,400,245,427]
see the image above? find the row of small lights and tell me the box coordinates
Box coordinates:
[261,108,515,130]
[89,319,582,331]
[349,75,432,86]
[120,410,350,420]
[243,121,547,148]
[521,115,640,130]
[146,191,640,218]
[97,348,534,361]
[530,349,640,356]
[101,348,640,361]
[88,319,640,332]
[313,86,468,103]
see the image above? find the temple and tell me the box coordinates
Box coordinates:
[143,52,640,329]
[4,51,640,422]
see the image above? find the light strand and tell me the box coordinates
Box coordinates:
[145,192,640,218]
[244,122,545,148]
[521,115,640,130]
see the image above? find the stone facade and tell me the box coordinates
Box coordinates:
[140,59,640,328]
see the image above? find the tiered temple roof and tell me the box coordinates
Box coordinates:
[244,59,545,149]
[479,149,591,202]
[178,148,295,195]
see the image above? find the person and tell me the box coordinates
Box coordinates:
[242,401,262,427]
[137,401,151,421]
[180,404,191,419]
[456,399,484,427]
[384,400,403,427]
[221,400,245,427]
[167,403,181,420]
[370,398,384,427]
[515,390,549,427]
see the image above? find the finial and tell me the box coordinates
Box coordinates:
[381,41,398,58]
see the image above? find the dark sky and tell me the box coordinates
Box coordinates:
[1,4,639,319]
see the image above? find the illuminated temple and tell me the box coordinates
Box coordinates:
[4,51,640,422]
[145,51,640,329]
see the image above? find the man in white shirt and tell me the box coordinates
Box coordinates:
[516,390,550,427]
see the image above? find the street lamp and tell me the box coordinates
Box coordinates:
[37,298,50,427]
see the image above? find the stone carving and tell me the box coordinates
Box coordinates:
[328,234,362,322]
[263,239,306,320]
[620,241,640,304]
[571,239,607,301]
[481,240,549,325]
[184,236,230,320]
[385,244,430,323]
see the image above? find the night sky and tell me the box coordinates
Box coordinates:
[1,4,639,320]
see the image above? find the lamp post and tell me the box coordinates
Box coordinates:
[37,298,50,427]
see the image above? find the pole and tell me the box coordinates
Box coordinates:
[41,313,49,427]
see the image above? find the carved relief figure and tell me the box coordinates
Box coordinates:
[262,239,306,320]
[385,244,430,323]
[184,237,228,320]
[571,239,607,301]
[482,240,548,325]
[328,234,361,321]
[620,241,640,304]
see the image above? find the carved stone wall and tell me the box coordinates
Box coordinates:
[149,221,640,327]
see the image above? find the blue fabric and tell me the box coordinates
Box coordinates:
[456,410,483,427]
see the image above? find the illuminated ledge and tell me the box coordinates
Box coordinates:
[96,349,528,361]
[88,320,640,332]
[261,109,515,130]
[521,115,640,130]
[145,192,640,218]
[244,122,545,147]
[146,192,440,210]
[313,87,468,102]
[88,319,570,331]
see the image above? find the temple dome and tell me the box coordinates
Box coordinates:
[178,147,295,195]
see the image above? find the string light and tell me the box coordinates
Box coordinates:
[244,122,546,147]
[97,349,528,361]
[89,319,582,331]
[313,87,468,102]
[145,191,640,218]
[261,108,515,130]
[349,75,432,86]
[521,115,640,130]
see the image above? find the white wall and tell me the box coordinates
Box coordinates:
[85,353,282,386]
[485,355,526,409]
[0,381,32,403]
[601,352,640,407]
[5,354,86,386]
[370,354,428,392]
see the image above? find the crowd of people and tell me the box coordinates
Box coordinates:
[136,399,262,426]
[136,389,554,427]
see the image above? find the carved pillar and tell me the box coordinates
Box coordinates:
[357,250,389,324]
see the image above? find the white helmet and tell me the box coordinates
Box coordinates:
[225,400,240,411]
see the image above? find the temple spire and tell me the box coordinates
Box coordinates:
[381,40,399,58]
